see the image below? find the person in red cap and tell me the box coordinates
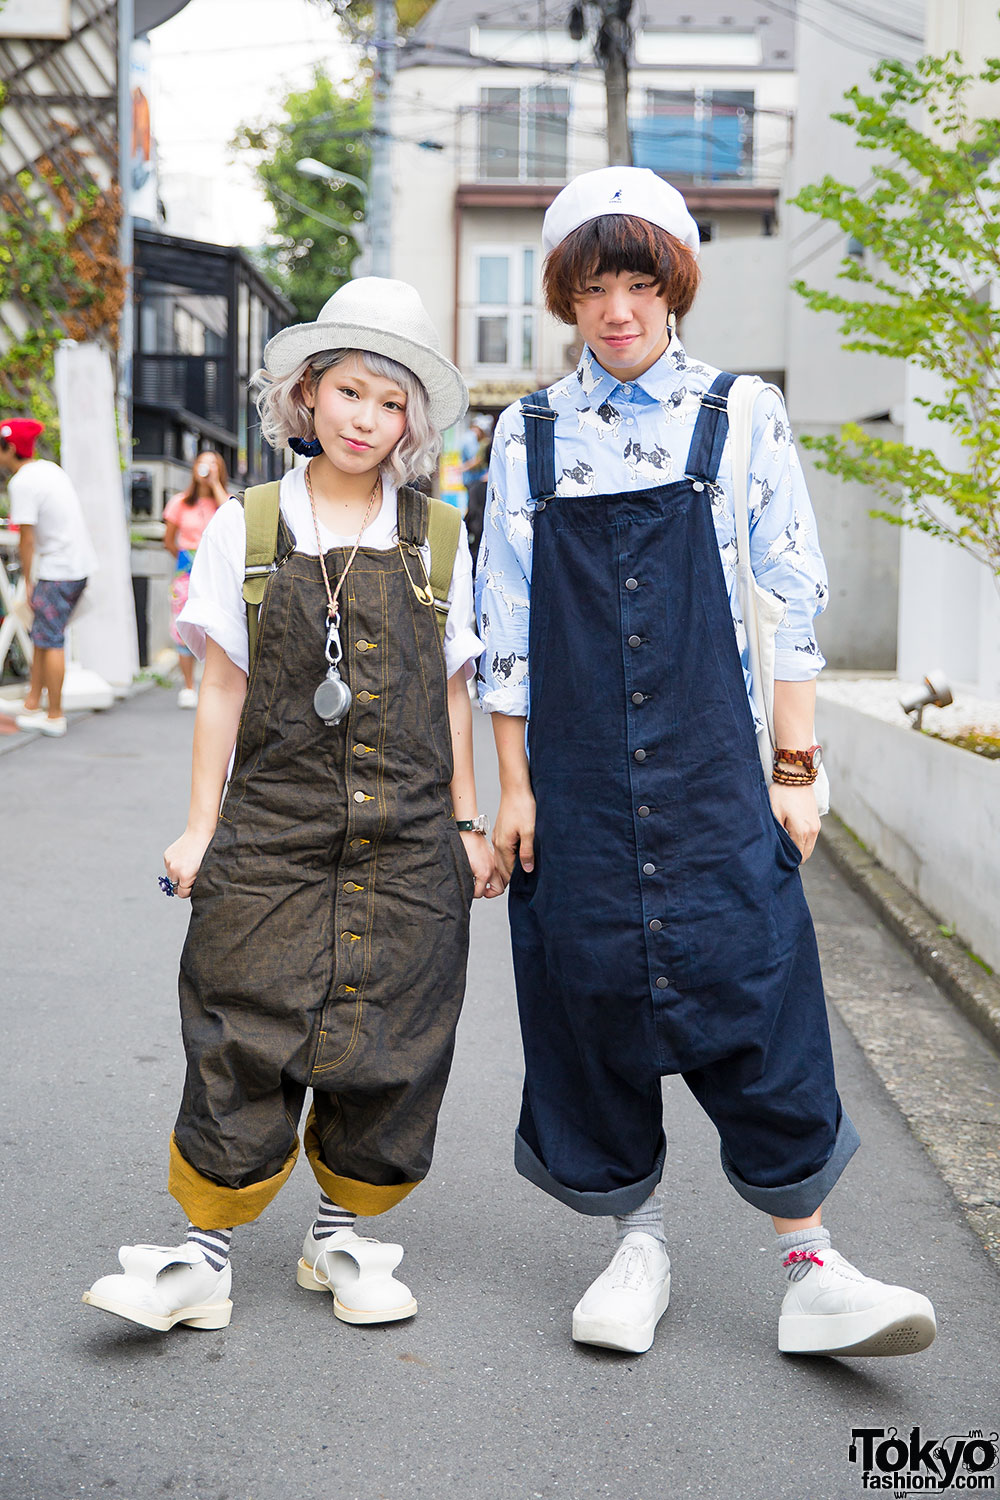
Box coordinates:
[0,418,97,736]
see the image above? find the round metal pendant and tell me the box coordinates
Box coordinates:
[314,672,352,726]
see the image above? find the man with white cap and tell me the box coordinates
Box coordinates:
[476,167,936,1360]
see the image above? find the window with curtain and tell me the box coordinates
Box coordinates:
[472,245,538,371]
[632,90,754,182]
[478,86,570,181]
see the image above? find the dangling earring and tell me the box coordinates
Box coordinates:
[667,311,677,337]
[289,434,323,457]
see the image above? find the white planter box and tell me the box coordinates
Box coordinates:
[816,695,1000,973]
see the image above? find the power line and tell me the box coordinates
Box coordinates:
[755,0,919,61]
[797,0,922,46]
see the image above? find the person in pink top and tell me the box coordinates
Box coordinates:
[163,452,228,707]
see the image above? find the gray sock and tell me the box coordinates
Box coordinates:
[776,1225,832,1281]
[614,1191,667,1250]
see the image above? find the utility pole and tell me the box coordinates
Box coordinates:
[370,0,396,277]
[117,0,135,481]
[569,1,634,166]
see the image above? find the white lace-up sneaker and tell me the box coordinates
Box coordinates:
[572,1232,671,1353]
[778,1247,936,1356]
[82,1243,233,1331]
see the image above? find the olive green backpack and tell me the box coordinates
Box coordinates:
[240,481,462,667]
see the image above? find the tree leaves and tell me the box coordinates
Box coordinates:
[792,49,1000,583]
[233,68,371,321]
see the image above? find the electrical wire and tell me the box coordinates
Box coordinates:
[797,0,922,46]
[755,0,920,62]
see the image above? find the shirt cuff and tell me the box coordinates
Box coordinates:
[177,598,249,674]
[478,684,529,716]
[773,643,826,681]
[445,625,484,681]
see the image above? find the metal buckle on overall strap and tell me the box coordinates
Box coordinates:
[244,561,278,578]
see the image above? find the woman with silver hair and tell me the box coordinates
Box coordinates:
[84,278,495,1335]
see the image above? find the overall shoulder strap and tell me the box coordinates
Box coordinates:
[240,481,282,668]
[684,371,737,483]
[426,497,462,641]
[520,388,557,502]
[396,484,428,548]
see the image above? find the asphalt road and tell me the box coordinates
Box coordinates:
[1,687,998,1500]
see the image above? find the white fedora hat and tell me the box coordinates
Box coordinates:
[263,277,469,431]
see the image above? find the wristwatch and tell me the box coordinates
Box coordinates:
[774,744,823,771]
[456,814,490,835]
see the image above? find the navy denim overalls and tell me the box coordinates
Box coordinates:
[508,374,859,1220]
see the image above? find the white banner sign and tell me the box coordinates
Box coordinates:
[55,342,140,690]
[0,0,72,39]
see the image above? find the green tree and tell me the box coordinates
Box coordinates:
[312,0,435,36]
[234,70,371,321]
[792,50,1000,583]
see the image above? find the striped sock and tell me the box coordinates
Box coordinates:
[185,1224,233,1271]
[312,1192,357,1241]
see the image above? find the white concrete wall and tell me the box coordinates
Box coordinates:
[897,362,1000,697]
[805,426,901,671]
[682,235,786,374]
[782,0,925,671]
[816,696,1000,972]
[895,0,1000,698]
[783,0,924,428]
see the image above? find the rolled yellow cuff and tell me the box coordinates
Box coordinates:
[168,1133,299,1229]
[303,1110,419,1216]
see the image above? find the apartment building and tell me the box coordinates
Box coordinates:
[392,0,797,415]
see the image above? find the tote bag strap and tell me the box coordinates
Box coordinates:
[728,376,830,816]
[727,376,772,774]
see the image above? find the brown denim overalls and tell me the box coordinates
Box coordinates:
[168,488,474,1229]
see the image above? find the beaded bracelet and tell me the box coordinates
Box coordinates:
[772,764,818,787]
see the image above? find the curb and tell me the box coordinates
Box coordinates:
[821,810,1000,1057]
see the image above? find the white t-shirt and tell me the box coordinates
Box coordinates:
[177,467,483,680]
[7,459,98,580]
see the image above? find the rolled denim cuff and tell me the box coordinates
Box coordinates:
[720,1110,861,1217]
[514,1130,665,1217]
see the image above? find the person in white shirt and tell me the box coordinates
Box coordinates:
[82,278,497,1337]
[0,417,97,737]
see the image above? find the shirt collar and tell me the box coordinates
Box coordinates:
[575,338,692,406]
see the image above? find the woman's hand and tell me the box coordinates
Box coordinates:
[491,786,536,891]
[460,829,500,900]
[769,781,820,861]
[164,824,215,899]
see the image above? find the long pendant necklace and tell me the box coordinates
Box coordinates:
[305,460,381,726]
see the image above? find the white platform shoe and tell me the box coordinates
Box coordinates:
[297,1226,417,1325]
[82,1243,233,1332]
[778,1247,936,1357]
[572,1232,671,1354]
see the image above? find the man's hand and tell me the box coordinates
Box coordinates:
[769,781,820,861]
[491,787,536,890]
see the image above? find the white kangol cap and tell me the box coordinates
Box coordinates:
[264,276,469,431]
[541,167,701,258]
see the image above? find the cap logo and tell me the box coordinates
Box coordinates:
[610,189,622,203]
